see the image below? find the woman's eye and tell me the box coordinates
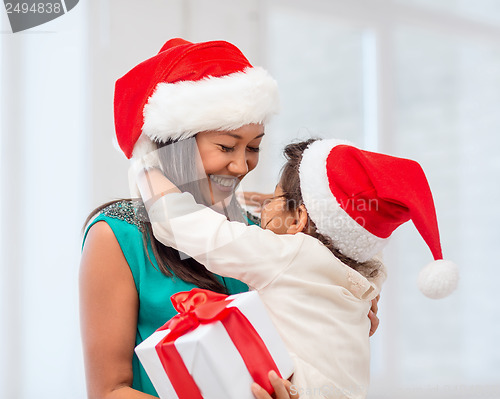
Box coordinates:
[218,145,235,152]
[247,146,260,153]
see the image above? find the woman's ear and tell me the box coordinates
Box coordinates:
[286,204,309,234]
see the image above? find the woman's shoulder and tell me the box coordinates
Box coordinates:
[82,219,128,268]
[84,199,148,236]
[83,199,149,255]
[94,199,148,231]
[83,200,155,286]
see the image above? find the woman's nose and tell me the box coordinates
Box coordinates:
[228,154,249,176]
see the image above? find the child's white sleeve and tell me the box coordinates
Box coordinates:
[147,192,305,290]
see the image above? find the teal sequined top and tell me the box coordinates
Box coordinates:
[83,200,249,396]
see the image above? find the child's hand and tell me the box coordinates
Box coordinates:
[136,168,180,210]
[369,295,380,337]
[237,191,274,214]
[251,371,299,399]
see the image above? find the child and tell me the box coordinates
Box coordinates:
[137,138,458,399]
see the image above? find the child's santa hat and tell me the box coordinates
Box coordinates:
[114,38,279,160]
[299,139,459,299]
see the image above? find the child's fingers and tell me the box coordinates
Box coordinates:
[237,191,273,207]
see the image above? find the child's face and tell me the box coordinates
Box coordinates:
[260,185,296,234]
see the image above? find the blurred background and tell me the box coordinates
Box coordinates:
[1,0,500,398]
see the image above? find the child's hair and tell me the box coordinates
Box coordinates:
[279,139,380,278]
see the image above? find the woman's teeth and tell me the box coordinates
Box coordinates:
[210,175,237,189]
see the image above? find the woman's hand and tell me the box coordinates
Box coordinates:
[237,191,274,214]
[368,295,380,337]
[251,371,299,399]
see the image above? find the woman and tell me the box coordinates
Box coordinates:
[80,38,379,398]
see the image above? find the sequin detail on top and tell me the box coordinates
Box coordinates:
[245,210,261,226]
[101,200,149,232]
[233,199,261,226]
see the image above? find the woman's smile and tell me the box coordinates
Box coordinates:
[196,124,265,204]
[209,175,240,192]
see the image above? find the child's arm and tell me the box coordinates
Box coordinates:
[137,169,305,290]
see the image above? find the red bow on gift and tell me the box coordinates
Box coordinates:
[155,288,282,398]
[159,289,233,340]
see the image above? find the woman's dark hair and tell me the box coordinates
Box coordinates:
[83,137,246,294]
[279,139,380,279]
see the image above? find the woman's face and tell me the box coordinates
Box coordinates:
[196,124,264,204]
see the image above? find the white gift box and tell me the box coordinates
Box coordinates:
[135,290,294,399]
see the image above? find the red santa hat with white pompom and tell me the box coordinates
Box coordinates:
[299,139,459,299]
[114,38,279,162]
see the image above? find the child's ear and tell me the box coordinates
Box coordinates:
[286,204,308,234]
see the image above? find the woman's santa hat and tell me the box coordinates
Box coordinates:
[299,139,459,299]
[114,38,280,160]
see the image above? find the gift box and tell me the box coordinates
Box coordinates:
[135,288,294,399]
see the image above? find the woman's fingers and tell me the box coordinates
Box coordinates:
[269,370,290,398]
[368,310,380,337]
[251,382,271,399]
[368,294,380,337]
[251,371,298,399]
[282,379,300,399]
[371,294,380,315]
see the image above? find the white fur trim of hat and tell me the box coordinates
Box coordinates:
[299,139,387,263]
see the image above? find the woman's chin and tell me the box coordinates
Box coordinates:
[208,175,240,204]
[212,189,235,206]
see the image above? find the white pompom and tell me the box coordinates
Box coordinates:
[417,259,459,299]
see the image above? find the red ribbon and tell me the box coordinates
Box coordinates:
[155,289,281,398]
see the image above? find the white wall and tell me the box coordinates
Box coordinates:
[1,2,89,397]
[265,1,500,398]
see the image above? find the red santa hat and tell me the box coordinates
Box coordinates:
[299,139,459,299]
[114,38,279,160]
